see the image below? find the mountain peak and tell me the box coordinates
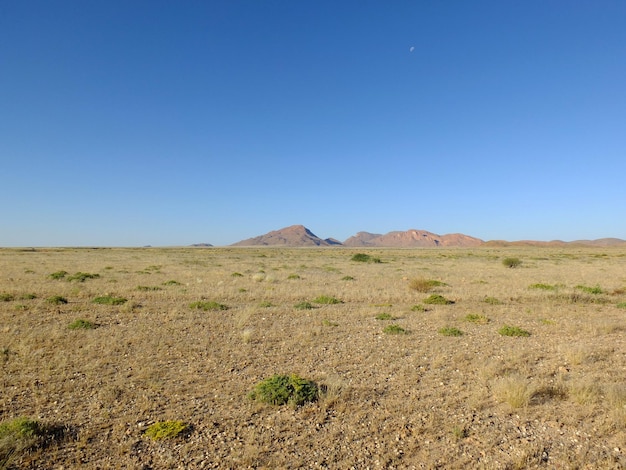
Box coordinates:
[231,225,340,247]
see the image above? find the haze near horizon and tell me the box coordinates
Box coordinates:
[1,1,625,247]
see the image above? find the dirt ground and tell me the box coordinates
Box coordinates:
[1,247,625,469]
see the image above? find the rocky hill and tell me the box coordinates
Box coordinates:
[231,225,341,247]
[231,225,624,248]
[344,229,483,247]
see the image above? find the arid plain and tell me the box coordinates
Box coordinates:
[1,246,625,469]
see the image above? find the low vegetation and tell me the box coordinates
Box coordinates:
[498,325,531,337]
[438,326,463,336]
[144,421,188,440]
[382,324,408,335]
[189,301,228,311]
[408,278,447,293]
[93,296,127,305]
[0,417,45,467]
[68,319,96,330]
[423,294,454,305]
[502,257,522,268]
[249,374,318,406]
[350,253,381,263]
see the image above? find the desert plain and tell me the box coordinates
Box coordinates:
[1,246,625,469]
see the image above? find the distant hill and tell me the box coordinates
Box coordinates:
[483,238,626,247]
[190,243,213,247]
[345,229,483,248]
[230,225,625,248]
[231,225,341,247]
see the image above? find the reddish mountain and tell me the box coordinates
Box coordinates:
[231,225,341,247]
[344,229,483,247]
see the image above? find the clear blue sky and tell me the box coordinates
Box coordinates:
[1,1,625,246]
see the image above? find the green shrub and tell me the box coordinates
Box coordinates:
[575,285,603,295]
[162,280,182,286]
[93,296,127,305]
[375,313,394,320]
[617,302,626,309]
[502,257,522,268]
[136,285,162,291]
[383,324,408,335]
[350,253,381,263]
[46,295,68,305]
[189,301,228,311]
[249,374,318,406]
[438,326,463,336]
[67,272,100,282]
[408,278,448,293]
[259,301,274,308]
[48,270,68,280]
[341,276,355,281]
[464,313,490,324]
[423,294,454,305]
[312,295,342,305]
[529,283,558,290]
[0,417,44,466]
[231,272,244,277]
[322,319,339,327]
[144,420,188,440]
[68,319,96,330]
[287,274,301,280]
[0,293,14,302]
[19,293,37,300]
[483,296,501,305]
[294,301,315,310]
[498,325,531,337]
[410,304,427,312]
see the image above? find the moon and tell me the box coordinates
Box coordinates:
[409,46,415,52]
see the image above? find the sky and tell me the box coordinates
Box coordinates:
[1,1,625,246]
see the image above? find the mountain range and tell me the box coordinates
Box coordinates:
[227,225,626,248]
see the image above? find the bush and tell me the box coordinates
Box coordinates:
[48,271,68,280]
[383,324,408,335]
[136,285,162,291]
[294,301,315,310]
[423,294,454,305]
[529,283,558,290]
[312,295,342,305]
[498,325,531,337]
[144,421,188,440]
[341,276,355,281]
[410,304,427,312]
[375,313,394,320]
[502,257,522,268]
[162,280,182,286]
[249,374,318,406]
[46,295,68,305]
[408,278,447,293]
[67,272,100,282]
[189,301,228,311]
[438,326,463,336]
[483,296,501,305]
[575,285,603,295]
[68,319,96,330]
[0,293,14,302]
[93,296,127,305]
[0,417,44,466]
[464,313,490,324]
[350,253,381,263]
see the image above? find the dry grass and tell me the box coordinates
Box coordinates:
[1,246,626,468]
